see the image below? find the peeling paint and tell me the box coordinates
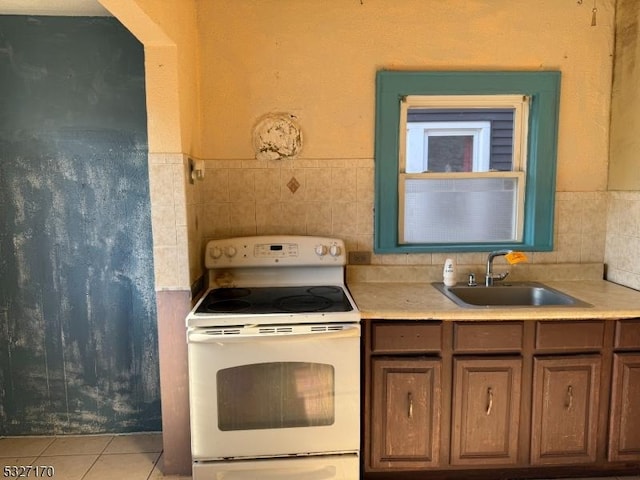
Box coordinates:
[252,113,303,161]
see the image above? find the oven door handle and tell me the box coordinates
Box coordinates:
[188,325,360,343]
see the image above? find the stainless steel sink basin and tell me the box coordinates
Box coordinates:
[433,282,592,308]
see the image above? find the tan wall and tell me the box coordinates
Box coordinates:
[197,0,614,181]
[118,0,200,154]
[609,0,640,191]
[605,0,640,290]
[194,0,615,270]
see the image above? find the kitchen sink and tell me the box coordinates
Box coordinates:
[433,282,592,308]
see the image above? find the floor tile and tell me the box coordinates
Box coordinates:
[40,435,113,456]
[83,452,160,480]
[32,454,97,480]
[0,437,54,457]
[102,433,163,454]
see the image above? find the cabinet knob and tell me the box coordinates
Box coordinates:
[407,392,413,419]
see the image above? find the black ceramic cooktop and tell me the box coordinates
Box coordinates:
[195,286,353,315]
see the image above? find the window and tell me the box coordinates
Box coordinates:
[406,120,492,173]
[374,71,561,253]
[400,95,528,245]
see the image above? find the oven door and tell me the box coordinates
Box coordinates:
[187,323,360,460]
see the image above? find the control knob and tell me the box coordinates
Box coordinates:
[329,244,342,257]
[210,246,223,259]
[224,246,237,258]
[315,244,328,257]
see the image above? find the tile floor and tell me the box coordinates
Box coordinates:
[0,433,638,480]
[0,433,190,479]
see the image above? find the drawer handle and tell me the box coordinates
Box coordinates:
[565,385,573,410]
[486,387,494,416]
[408,392,413,419]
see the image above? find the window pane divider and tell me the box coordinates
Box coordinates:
[400,171,524,180]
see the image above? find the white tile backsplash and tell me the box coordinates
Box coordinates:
[155,157,640,292]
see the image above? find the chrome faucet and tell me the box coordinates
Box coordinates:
[485,250,512,286]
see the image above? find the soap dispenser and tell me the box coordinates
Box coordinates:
[443,258,457,287]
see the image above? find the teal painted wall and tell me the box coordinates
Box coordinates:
[0,16,160,434]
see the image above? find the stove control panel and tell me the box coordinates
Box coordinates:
[255,242,298,258]
[205,235,347,268]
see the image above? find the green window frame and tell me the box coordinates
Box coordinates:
[374,70,561,253]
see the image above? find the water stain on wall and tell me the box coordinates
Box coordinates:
[0,16,159,434]
[617,0,639,76]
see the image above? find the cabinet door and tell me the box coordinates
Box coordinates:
[451,357,522,465]
[531,355,601,465]
[608,353,640,462]
[370,358,441,469]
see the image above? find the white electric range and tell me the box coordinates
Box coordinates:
[186,235,361,480]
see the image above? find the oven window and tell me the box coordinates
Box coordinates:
[217,362,335,431]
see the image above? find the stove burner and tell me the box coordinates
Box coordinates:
[206,299,251,312]
[209,288,251,300]
[274,295,333,313]
[307,286,341,295]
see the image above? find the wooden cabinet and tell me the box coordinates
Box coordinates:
[363,318,640,479]
[609,320,640,462]
[366,321,524,472]
[608,353,640,462]
[531,355,601,465]
[370,358,441,469]
[450,356,522,465]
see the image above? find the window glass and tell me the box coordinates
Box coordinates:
[402,175,523,244]
[399,96,527,245]
[406,120,492,173]
[428,135,475,172]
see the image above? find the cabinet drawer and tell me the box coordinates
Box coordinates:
[535,321,604,351]
[454,322,523,352]
[615,319,640,349]
[371,322,442,353]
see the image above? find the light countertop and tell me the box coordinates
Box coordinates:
[347,280,640,321]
